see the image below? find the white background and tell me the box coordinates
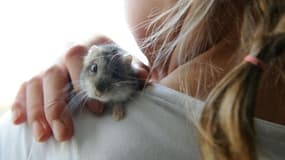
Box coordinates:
[0,0,146,115]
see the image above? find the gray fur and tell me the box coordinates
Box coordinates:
[80,44,142,104]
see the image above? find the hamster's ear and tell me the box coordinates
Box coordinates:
[123,54,133,64]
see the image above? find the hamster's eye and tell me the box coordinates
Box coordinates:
[89,63,98,73]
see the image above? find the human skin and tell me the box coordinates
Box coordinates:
[125,0,240,97]
[125,0,285,125]
[11,0,285,142]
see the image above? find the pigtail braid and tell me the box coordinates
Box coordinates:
[199,1,285,160]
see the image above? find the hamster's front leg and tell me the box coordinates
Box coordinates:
[112,104,125,121]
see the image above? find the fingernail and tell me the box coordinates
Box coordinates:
[52,120,66,141]
[33,121,47,142]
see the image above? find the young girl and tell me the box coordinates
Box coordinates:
[2,0,284,159]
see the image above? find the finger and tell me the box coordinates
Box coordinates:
[11,82,27,124]
[64,45,87,91]
[26,76,52,142]
[43,65,73,141]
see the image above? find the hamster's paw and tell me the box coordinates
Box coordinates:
[112,105,125,121]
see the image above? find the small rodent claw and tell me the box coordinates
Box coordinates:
[112,105,125,121]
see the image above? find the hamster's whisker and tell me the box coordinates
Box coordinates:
[79,44,145,120]
[78,94,89,114]
[68,90,89,113]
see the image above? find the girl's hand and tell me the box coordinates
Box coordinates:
[10,35,149,142]
[11,36,107,142]
[11,44,104,142]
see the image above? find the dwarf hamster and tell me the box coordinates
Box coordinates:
[79,44,143,120]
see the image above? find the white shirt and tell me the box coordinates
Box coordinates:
[0,84,284,160]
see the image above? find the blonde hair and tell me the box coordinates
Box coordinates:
[142,0,242,75]
[143,0,285,159]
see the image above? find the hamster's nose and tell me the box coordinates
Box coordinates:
[95,81,108,94]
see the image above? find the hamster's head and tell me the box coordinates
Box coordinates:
[80,44,141,103]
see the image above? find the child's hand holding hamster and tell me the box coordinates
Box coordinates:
[10,35,149,142]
